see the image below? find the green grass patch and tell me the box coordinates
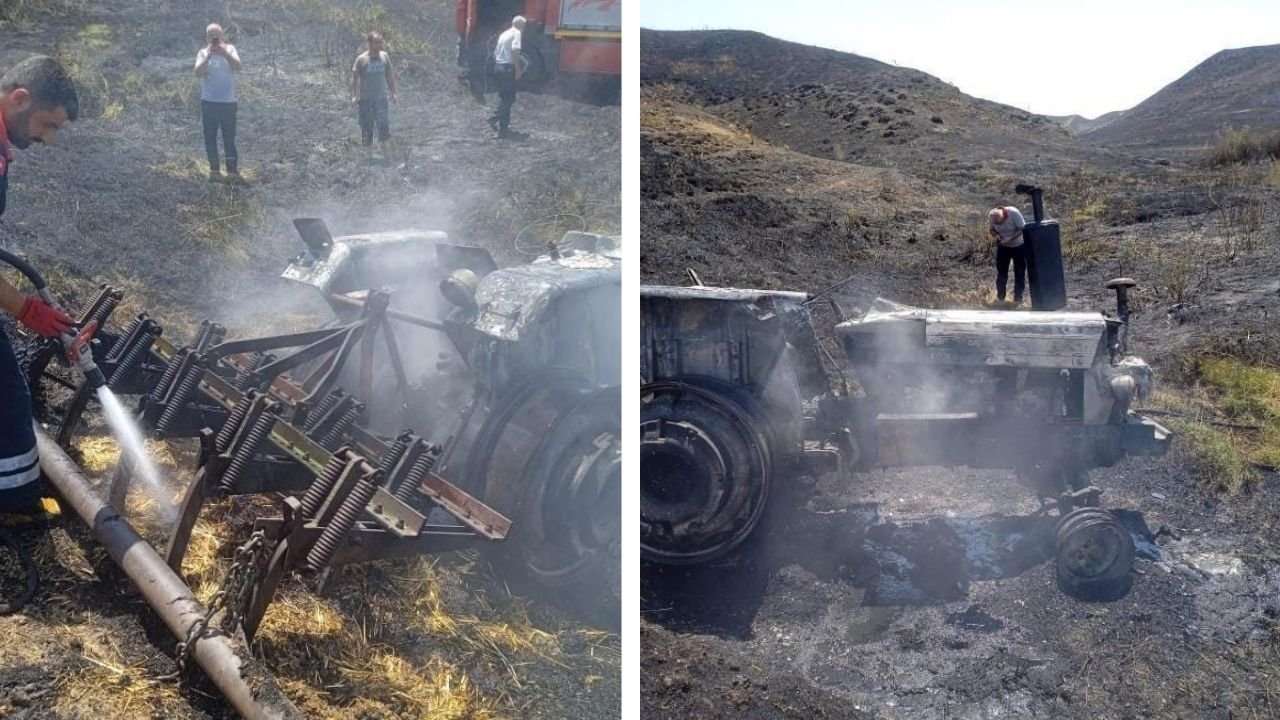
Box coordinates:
[1161,356,1280,492]
[1195,357,1280,426]
[1175,420,1259,493]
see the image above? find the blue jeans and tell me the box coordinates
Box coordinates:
[0,327,40,509]
[358,98,390,145]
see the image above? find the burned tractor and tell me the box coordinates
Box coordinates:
[641,189,1171,599]
[13,221,618,717]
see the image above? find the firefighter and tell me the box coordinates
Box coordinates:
[487,15,526,139]
[0,56,78,512]
[988,204,1027,306]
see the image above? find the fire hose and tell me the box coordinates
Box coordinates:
[0,248,107,388]
[34,428,304,719]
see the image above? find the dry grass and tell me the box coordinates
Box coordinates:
[51,628,193,720]
[0,260,203,344]
[0,0,86,23]
[175,183,270,265]
[1208,126,1280,166]
[174,507,604,719]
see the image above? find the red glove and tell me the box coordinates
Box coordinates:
[16,296,74,338]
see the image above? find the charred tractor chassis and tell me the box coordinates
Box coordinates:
[18,222,620,716]
[641,191,1171,600]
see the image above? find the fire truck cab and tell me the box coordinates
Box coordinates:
[456,0,621,97]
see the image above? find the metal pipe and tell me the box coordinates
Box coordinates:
[326,293,447,331]
[34,428,304,720]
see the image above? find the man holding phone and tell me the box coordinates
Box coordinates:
[194,23,241,181]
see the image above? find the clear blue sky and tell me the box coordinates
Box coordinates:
[641,0,1280,118]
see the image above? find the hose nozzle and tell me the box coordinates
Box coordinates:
[62,320,107,390]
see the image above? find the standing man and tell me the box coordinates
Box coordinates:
[351,31,398,156]
[194,23,241,181]
[0,56,77,512]
[488,15,526,139]
[988,204,1027,306]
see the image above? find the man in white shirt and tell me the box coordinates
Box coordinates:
[988,205,1027,305]
[488,15,526,139]
[194,23,242,180]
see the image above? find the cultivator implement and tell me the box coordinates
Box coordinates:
[17,223,621,716]
[34,289,514,644]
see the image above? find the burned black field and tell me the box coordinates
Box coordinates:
[642,28,1280,720]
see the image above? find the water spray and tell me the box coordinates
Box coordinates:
[0,249,169,522]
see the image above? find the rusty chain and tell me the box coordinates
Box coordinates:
[170,528,269,679]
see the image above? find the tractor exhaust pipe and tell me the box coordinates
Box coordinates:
[33,428,304,720]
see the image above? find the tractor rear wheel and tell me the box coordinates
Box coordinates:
[640,378,773,566]
[464,370,620,628]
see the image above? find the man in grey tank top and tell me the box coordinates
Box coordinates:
[351,31,399,154]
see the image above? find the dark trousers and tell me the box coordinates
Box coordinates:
[201,100,238,173]
[491,64,517,132]
[995,244,1027,302]
[358,98,391,145]
[0,328,40,511]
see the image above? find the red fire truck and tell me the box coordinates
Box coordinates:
[455,0,620,96]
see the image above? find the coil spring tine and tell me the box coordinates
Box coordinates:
[86,288,123,329]
[107,325,160,387]
[105,313,146,363]
[218,403,277,493]
[233,351,265,389]
[77,285,112,325]
[204,323,227,350]
[191,320,212,351]
[304,390,343,431]
[303,473,380,572]
[318,404,362,449]
[376,431,414,477]
[392,444,440,503]
[214,392,256,454]
[154,357,203,436]
[298,450,350,520]
[149,348,187,405]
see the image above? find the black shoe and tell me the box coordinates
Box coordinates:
[208,169,223,182]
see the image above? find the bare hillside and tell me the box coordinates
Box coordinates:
[1085,44,1280,151]
[641,29,1155,186]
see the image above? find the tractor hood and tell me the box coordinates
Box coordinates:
[472,247,621,343]
[838,298,1109,369]
[282,228,449,296]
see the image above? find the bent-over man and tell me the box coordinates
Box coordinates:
[988,205,1027,306]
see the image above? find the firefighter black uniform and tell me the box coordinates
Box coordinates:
[0,108,41,511]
